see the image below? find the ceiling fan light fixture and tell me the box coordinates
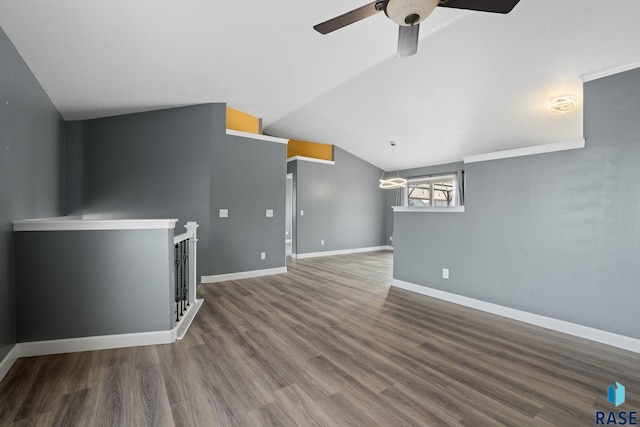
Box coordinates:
[385,0,438,26]
[548,96,577,114]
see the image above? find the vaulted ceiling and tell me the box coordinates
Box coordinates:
[1,0,638,170]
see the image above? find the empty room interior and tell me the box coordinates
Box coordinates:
[1,0,639,425]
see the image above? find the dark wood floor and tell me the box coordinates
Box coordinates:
[1,251,639,426]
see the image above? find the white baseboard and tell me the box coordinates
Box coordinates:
[0,300,204,384]
[176,299,203,340]
[292,246,393,259]
[17,330,175,359]
[201,266,287,283]
[0,345,20,384]
[392,279,640,354]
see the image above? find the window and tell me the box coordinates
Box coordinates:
[403,174,461,207]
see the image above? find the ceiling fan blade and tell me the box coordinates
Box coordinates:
[437,0,520,14]
[314,1,384,34]
[397,24,419,57]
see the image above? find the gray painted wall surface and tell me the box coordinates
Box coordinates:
[384,162,464,246]
[64,121,85,214]
[393,68,640,339]
[294,147,386,254]
[210,123,287,274]
[0,28,64,360]
[67,105,214,280]
[285,175,293,242]
[67,103,287,278]
[287,161,298,255]
[15,229,173,341]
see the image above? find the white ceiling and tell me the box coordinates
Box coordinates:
[1,0,639,170]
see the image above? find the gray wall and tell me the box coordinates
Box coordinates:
[15,229,173,341]
[285,174,293,241]
[210,125,287,274]
[384,162,464,246]
[287,161,298,254]
[292,147,387,254]
[0,28,64,360]
[393,68,640,339]
[69,103,287,278]
[66,105,214,280]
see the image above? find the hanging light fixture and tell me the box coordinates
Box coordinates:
[379,142,407,189]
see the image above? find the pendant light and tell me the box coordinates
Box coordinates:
[379,142,407,189]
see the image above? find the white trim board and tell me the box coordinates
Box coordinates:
[581,58,640,83]
[201,267,287,283]
[392,279,640,354]
[0,300,203,383]
[286,156,335,165]
[226,129,289,144]
[0,345,20,384]
[462,139,585,164]
[176,299,203,340]
[292,246,392,259]
[13,217,178,231]
[17,330,176,359]
[392,206,465,213]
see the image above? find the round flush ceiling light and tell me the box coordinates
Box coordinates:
[548,96,577,114]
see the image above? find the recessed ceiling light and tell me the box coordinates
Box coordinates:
[548,96,577,114]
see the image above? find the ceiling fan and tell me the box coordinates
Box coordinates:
[314,0,521,57]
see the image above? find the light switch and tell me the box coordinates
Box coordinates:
[266,209,273,217]
[219,209,228,218]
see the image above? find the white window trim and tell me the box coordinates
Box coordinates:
[403,174,459,208]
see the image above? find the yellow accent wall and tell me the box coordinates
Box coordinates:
[287,139,334,161]
[226,107,260,134]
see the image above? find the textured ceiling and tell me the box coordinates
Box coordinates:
[1,0,639,170]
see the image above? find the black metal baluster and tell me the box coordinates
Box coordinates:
[185,242,189,308]
[175,243,180,322]
[174,238,191,323]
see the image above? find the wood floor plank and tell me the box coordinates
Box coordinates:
[1,250,639,426]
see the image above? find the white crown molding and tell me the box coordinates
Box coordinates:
[392,279,640,354]
[286,156,335,165]
[392,206,465,213]
[226,129,289,144]
[13,217,178,231]
[201,266,287,283]
[462,139,585,164]
[580,58,640,83]
[292,246,392,259]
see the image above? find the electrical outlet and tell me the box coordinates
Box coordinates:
[260,252,266,260]
[266,209,273,217]
[219,209,228,218]
[300,210,304,216]
[442,268,449,279]
[321,240,324,246]
[390,236,393,242]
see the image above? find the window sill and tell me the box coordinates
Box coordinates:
[392,206,465,213]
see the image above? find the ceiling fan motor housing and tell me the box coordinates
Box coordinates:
[385,0,439,26]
